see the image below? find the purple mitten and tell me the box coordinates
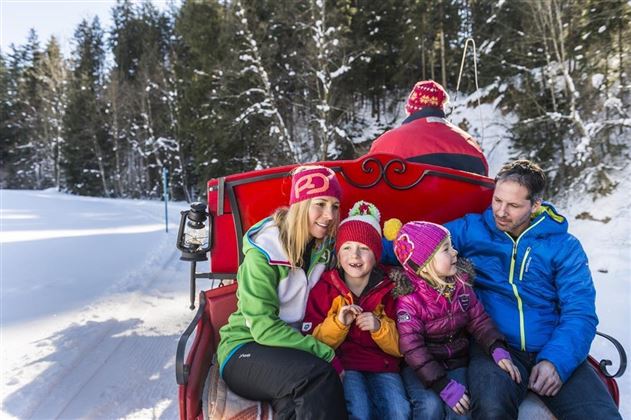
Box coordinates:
[492,347,511,364]
[439,379,466,409]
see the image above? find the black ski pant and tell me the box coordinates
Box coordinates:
[222,341,348,420]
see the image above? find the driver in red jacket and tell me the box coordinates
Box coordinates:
[369,80,488,176]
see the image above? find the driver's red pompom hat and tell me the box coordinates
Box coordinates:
[289,166,342,205]
[405,80,449,115]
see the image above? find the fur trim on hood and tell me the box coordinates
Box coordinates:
[391,258,476,298]
[389,268,414,298]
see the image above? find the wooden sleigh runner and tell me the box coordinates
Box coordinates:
[174,154,626,420]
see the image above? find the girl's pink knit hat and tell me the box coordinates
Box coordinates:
[289,166,341,205]
[393,221,450,273]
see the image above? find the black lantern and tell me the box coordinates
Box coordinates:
[176,202,211,261]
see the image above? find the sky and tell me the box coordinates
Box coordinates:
[0,0,173,57]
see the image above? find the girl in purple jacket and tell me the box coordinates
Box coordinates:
[391,221,520,419]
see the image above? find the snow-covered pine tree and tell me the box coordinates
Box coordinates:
[63,17,111,197]
[0,44,33,188]
[172,0,240,193]
[33,36,67,191]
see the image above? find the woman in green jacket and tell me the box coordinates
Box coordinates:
[218,165,348,419]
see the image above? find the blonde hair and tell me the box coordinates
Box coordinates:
[418,249,470,294]
[273,197,339,268]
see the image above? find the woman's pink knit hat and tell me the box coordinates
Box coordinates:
[393,221,450,273]
[289,166,341,205]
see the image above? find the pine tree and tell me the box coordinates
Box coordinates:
[0,50,14,187]
[172,0,232,194]
[33,36,67,190]
[1,31,45,188]
[63,17,111,196]
[343,0,408,131]
[108,0,178,198]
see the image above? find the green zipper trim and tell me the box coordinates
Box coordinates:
[505,216,546,350]
[306,243,331,278]
[519,247,532,281]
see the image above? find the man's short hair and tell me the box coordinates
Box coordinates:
[495,160,546,203]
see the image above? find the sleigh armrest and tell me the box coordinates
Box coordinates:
[176,294,207,385]
[595,331,627,378]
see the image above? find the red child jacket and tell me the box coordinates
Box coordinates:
[302,267,402,373]
[369,107,489,176]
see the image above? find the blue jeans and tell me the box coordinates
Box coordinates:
[343,370,410,420]
[401,365,471,420]
[467,342,621,420]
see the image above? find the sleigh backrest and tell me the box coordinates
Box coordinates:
[206,153,495,276]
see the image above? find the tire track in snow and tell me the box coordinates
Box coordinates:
[26,249,187,419]
[2,195,193,419]
[53,250,182,419]
[13,197,190,419]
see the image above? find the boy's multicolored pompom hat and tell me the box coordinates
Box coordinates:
[405,80,449,115]
[393,221,450,273]
[335,201,383,261]
[289,166,342,205]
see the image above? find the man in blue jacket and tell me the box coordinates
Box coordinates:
[444,160,620,419]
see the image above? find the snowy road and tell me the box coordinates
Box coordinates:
[1,190,195,419]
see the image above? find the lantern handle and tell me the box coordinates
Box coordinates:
[175,209,190,254]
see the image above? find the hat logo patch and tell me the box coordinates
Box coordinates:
[394,233,415,265]
[294,173,329,197]
[301,322,312,332]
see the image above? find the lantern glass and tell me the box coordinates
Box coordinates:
[183,220,208,251]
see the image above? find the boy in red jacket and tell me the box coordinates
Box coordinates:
[302,201,409,420]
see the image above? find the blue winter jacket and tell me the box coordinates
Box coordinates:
[444,203,598,383]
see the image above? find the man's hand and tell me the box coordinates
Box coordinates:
[355,312,381,332]
[336,304,362,326]
[529,360,562,396]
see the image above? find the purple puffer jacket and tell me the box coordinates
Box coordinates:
[393,260,504,388]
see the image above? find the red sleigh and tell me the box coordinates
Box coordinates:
[174,153,626,419]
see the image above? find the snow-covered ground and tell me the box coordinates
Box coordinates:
[559,167,631,417]
[1,170,629,418]
[1,189,193,419]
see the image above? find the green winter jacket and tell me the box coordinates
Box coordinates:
[218,217,336,375]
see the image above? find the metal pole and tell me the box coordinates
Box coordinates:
[189,260,197,310]
[163,167,169,233]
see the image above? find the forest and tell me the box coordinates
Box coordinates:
[1,0,629,201]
